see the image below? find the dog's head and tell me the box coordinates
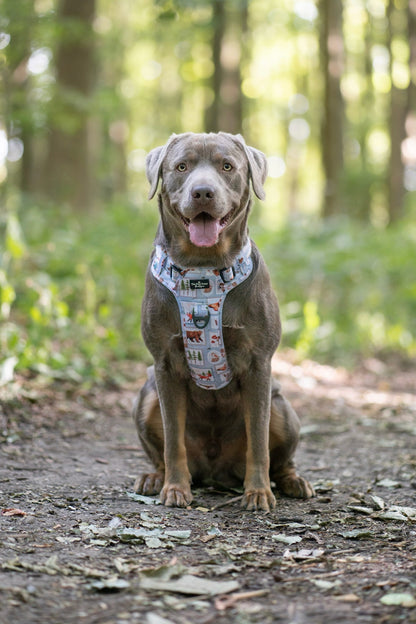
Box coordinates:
[146,132,267,250]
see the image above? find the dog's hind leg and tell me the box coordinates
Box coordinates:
[132,367,165,495]
[269,380,315,499]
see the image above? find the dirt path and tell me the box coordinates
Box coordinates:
[1,355,415,624]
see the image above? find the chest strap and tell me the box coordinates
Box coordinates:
[151,241,253,390]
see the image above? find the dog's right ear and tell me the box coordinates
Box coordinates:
[146,134,177,199]
[232,134,268,200]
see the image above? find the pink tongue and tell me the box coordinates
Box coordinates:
[189,214,221,247]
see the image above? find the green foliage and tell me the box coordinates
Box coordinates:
[0,0,415,383]
[0,198,157,382]
[295,300,320,359]
[1,201,415,382]
[257,216,416,364]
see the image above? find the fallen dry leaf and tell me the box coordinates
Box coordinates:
[340,529,374,539]
[310,579,340,590]
[283,548,325,562]
[126,492,161,505]
[1,508,28,517]
[380,593,416,607]
[334,594,361,603]
[378,510,408,522]
[140,573,240,596]
[89,576,130,592]
[389,505,416,519]
[272,534,302,545]
[146,613,175,624]
[376,479,401,489]
[370,495,385,510]
[347,505,374,516]
[200,534,217,543]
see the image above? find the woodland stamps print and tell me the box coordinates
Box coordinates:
[151,240,253,389]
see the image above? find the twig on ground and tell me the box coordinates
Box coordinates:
[215,589,269,611]
[210,495,244,511]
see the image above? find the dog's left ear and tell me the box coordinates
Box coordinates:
[146,134,177,199]
[234,134,268,200]
[245,145,268,200]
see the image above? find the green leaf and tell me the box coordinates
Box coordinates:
[6,213,26,259]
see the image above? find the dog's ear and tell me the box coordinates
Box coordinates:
[234,134,268,200]
[146,134,177,199]
[146,146,165,200]
[245,145,268,200]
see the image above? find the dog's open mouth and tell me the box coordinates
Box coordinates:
[181,211,233,248]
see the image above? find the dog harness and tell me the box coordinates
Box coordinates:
[151,240,253,390]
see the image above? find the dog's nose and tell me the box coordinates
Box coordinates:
[191,185,215,201]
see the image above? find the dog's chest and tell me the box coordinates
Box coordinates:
[151,243,253,390]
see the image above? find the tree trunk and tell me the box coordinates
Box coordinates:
[204,0,247,135]
[43,0,96,211]
[388,89,407,222]
[1,0,36,195]
[409,0,416,112]
[387,0,407,223]
[319,0,344,218]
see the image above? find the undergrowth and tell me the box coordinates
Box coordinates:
[254,215,416,364]
[1,197,415,383]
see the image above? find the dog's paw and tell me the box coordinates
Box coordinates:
[134,472,164,496]
[160,484,193,508]
[242,488,276,512]
[277,474,315,499]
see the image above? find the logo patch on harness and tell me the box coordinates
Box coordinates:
[190,278,210,290]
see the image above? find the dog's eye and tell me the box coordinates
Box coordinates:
[176,163,187,172]
[223,162,233,171]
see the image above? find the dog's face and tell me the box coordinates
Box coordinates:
[146,132,267,249]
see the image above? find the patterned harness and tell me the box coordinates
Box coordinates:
[151,240,253,390]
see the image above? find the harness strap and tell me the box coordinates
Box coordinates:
[151,240,253,390]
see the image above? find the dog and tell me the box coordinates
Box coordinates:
[132,132,314,511]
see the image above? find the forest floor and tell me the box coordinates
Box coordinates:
[1,352,415,624]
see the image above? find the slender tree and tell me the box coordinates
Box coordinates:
[407,0,416,144]
[319,0,345,217]
[43,0,96,211]
[0,0,36,194]
[204,0,248,134]
[409,0,416,112]
[387,0,408,223]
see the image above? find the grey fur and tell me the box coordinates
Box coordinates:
[133,132,314,511]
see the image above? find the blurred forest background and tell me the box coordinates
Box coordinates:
[0,0,415,384]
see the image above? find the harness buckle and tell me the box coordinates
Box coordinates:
[170,264,183,280]
[220,266,235,283]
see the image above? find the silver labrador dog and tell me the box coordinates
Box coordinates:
[132,132,314,511]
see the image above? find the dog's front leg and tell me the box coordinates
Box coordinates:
[154,367,192,508]
[242,366,276,512]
